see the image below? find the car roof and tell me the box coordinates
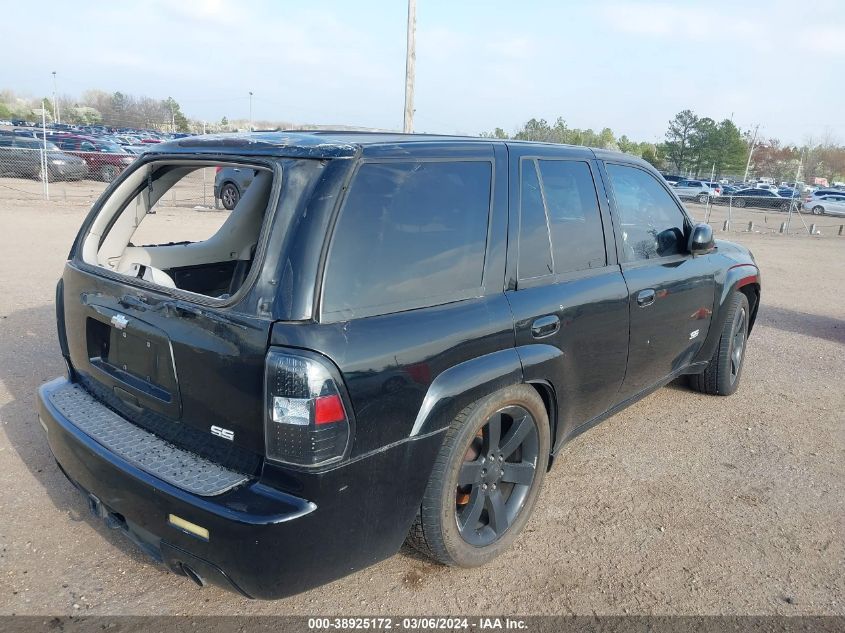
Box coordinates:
[146,130,647,164]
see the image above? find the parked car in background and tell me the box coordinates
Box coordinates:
[731,188,792,210]
[662,174,684,185]
[47,134,135,182]
[754,183,778,192]
[214,165,256,210]
[674,179,713,203]
[704,181,723,196]
[721,185,740,195]
[807,194,845,216]
[804,189,845,206]
[0,134,87,181]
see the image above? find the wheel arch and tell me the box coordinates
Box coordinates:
[409,348,524,438]
[409,347,559,460]
[694,263,760,364]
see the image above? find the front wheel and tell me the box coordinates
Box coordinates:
[698,193,709,204]
[812,205,824,215]
[689,292,750,396]
[407,384,550,567]
[734,198,746,208]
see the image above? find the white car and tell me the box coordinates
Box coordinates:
[674,179,713,203]
[755,183,778,192]
[807,194,845,217]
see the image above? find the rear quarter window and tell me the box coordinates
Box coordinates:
[321,160,492,320]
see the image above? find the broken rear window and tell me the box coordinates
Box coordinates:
[80,160,275,300]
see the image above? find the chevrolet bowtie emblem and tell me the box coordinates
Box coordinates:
[111,314,129,330]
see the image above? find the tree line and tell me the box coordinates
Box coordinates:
[0,89,192,132]
[482,110,845,183]
[3,88,842,183]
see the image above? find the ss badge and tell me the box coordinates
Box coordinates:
[210,425,235,441]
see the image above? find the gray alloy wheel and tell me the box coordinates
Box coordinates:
[407,384,549,567]
[729,304,748,387]
[220,183,240,210]
[734,198,746,208]
[780,202,790,211]
[698,193,709,204]
[99,164,118,183]
[812,205,824,215]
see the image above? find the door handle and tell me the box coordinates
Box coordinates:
[637,289,656,307]
[531,315,560,338]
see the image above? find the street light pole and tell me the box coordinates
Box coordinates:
[403,0,416,133]
[52,71,60,124]
[249,91,253,132]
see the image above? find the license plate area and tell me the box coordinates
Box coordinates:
[85,308,180,418]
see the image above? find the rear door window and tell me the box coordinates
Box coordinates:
[517,160,553,279]
[322,160,492,319]
[537,160,606,273]
[517,159,606,281]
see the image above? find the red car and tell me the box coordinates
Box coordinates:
[47,134,135,182]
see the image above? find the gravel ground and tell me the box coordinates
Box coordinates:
[0,197,842,616]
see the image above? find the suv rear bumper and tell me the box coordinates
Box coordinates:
[37,377,442,599]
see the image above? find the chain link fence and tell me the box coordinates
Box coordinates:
[0,127,219,210]
[2,125,843,237]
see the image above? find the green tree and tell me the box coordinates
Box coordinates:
[663,109,699,173]
[165,97,189,132]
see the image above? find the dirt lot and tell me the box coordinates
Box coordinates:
[0,193,842,616]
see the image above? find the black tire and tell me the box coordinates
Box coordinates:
[689,292,750,396]
[734,198,746,208]
[406,384,550,567]
[812,205,824,216]
[779,202,789,211]
[99,164,118,183]
[220,182,240,210]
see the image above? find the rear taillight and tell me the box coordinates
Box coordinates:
[215,166,222,174]
[264,349,351,467]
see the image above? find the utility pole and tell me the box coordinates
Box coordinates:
[51,71,60,124]
[742,124,759,183]
[249,91,254,132]
[403,0,416,133]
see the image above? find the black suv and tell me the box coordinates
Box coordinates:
[37,132,760,599]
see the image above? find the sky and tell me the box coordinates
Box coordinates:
[3,0,844,144]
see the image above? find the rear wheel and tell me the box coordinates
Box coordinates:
[734,198,746,208]
[220,182,240,210]
[99,164,118,182]
[779,202,789,211]
[698,193,709,204]
[812,205,824,215]
[689,292,749,396]
[407,384,550,567]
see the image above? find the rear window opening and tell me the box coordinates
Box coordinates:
[81,160,274,300]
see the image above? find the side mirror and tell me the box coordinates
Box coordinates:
[688,223,715,255]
